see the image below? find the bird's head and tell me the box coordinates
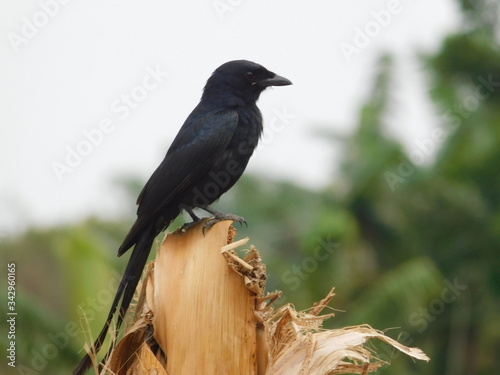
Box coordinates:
[203,60,292,104]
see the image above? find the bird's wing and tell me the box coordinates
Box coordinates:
[119,109,239,253]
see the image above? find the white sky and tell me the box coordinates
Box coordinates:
[0,0,460,234]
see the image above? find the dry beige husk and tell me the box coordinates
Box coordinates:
[87,220,428,374]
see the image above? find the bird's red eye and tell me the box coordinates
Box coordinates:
[245,72,254,81]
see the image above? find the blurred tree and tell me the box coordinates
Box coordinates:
[0,219,129,374]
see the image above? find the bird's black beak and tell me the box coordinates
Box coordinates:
[259,73,292,87]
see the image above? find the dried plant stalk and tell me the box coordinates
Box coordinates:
[103,220,429,375]
[153,219,257,375]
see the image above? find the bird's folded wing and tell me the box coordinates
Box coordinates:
[119,109,239,254]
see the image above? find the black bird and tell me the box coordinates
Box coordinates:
[73,60,291,374]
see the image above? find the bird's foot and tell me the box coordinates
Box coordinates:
[181,209,201,232]
[180,220,200,233]
[201,207,247,234]
[203,213,247,234]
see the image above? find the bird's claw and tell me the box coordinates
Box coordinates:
[202,214,247,234]
[180,220,200,233]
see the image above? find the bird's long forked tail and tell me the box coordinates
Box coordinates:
[73,227,155,375]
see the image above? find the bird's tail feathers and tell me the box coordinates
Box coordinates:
[72,227,155,375]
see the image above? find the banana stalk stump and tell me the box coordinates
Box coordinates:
[93,220,429,375]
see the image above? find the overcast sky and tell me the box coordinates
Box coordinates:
[0,0,460,234]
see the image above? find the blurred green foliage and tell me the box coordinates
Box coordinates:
[1,2,500,374]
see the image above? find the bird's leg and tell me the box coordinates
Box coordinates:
[180,208,202,232]
[200,206,247,233]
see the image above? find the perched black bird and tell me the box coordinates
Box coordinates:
[73,60,291,374]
